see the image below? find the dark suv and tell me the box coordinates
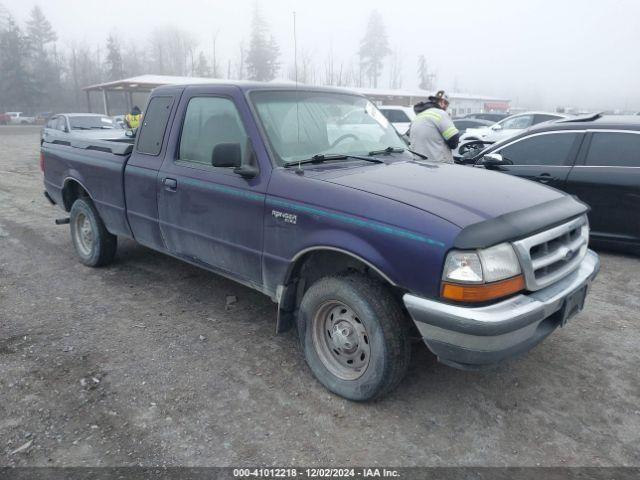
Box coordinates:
[460,114,640,250]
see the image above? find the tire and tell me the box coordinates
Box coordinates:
[69,197,117,267]
[297,274,411,401]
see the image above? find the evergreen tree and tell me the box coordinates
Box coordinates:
[0,3,11,30]
[25,5,59,110]
[194,51,211,77]
[26,5,56,53]
[105,34,124,80]
[358,10,390,88]
[246,4,280,81]
[0,17,36,111]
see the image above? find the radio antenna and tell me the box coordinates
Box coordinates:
[293,10,303,173]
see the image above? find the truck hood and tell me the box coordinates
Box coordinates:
[311,160,566,229]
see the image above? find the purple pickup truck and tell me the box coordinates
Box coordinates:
[41,82,600,401]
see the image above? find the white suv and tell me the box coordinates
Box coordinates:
[378,106,416,135]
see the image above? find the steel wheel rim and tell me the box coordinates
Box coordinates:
[74,212,93,256]
[311,300,371,381]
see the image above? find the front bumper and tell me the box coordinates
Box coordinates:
[403,249,600,370]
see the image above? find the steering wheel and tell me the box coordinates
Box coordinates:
[330,134,359,149]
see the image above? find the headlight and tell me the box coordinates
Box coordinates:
[442,243,524,302]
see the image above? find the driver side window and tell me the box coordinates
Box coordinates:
[179,97,248,167]
[55,117,67,131]
[496,132,580,166]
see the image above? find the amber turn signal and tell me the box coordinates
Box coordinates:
[441,275,525,302]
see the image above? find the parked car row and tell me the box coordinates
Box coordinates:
[459,114,640,250]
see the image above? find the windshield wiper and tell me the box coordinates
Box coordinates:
[283,153,383,168]
[72,127,91,130]
[407,149,428,160]
[367,146,405,156]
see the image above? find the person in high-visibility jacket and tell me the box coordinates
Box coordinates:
[409,90,460,163]
[125,106,142,129]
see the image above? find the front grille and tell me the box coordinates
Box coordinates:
[513,215,589,291]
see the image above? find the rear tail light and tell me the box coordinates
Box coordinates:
[39,151,45,172]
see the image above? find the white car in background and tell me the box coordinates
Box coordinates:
[460,111,568,144]
[41,113,127,144]
[455,111,568,158]
[6,112,36,125]
[378,105,415,135]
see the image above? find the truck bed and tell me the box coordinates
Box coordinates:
[42,138,135,238]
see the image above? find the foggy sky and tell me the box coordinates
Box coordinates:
[4,0,640,111]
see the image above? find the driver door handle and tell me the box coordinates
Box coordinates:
[536,173,552,184]
[163,177,177,191]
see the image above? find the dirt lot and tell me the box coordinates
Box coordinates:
[0,126,639,467]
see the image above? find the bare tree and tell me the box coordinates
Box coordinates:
[148,26,198,76]
[288,48,315,84]
[417,54,436,91]
[235,39,246,79]
[388,49,403,90]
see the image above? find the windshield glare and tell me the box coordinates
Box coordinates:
[70,116,115,130]
[251,91,406,165]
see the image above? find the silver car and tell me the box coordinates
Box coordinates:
[41,113,127,144]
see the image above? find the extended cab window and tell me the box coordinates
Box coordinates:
[585,132,640,167]
[497,132,580,166]
[136,96,174,156]
[178,97,248,166]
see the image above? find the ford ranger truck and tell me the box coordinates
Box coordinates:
[41,83,600,401]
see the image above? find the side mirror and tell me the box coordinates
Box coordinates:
[212,142,242,168]
[491,124,502,131]
[480,153,511,169]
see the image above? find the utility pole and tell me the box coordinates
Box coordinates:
[212,29,220,77]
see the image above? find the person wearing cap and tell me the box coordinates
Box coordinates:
[125,106,142,130]
[409,90,460,163]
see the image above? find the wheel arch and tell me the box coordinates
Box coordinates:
[275,246,402,334]
[61,177,93,212]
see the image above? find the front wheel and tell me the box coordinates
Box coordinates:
[297,274,411,401]
[69,197,117,267]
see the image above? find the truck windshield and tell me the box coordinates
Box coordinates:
[250,90,406,166]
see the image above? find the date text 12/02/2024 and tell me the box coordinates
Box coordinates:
[233,468,400,477]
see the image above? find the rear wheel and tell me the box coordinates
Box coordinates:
[69,197,117,267]
[297,274,411,401]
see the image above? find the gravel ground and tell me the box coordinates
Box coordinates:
[0,126,639,467]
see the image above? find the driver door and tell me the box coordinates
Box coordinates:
[483,131,584,190]
[157,88,268,285]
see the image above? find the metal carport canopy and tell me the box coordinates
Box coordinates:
[82,74,219,114]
